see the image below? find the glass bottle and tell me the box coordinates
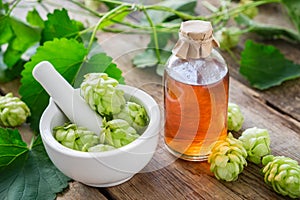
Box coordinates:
[164,20,229,161]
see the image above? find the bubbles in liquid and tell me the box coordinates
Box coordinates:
[167,50,228,85]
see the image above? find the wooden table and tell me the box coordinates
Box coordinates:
[1,1,299,199]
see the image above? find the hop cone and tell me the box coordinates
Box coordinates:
[100,118,139,148]
[113,101,149,133]
[0,93,31,127]
[80,73,126,116]
[54,123,99,152]
[239,127,271,164]
[208,133,247,181]
[215,27,241,50]
[239,0,258,19]
[262,155,300,199]
[227,103,244,132]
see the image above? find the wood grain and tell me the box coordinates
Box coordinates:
[1,1,299,199]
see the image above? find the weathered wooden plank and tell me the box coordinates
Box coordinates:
[56,182,108,200]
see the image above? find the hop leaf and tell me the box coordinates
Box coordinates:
[227,103,244,131]
[0,93,31,127]
[262,155,300,199]
[100,118,140,148]
[208,133,247,181]
[54,123,99,152]
[113,101,149,133]
[239,127,271,164]
[80,73,126,117]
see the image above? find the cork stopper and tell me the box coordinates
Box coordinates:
[172,20,219,59]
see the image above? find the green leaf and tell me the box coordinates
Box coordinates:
[74,53,124,87]
[240,40,300,90]
[133,49,158,68]
[0,129,70,200]
[281,0,300,32]
[26,8,45,28]
[19,38,124,132]
[235,14,300,44]
[133,30,173,74]
[4,17,41,67]
[143,0,197,24]
[0,52,24,82]
[133,48,171,75]
[42,9,83,42]
[0,16,13,45]
[0,128,27,167]
[0,1,9,14]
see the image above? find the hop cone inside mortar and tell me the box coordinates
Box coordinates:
[54,123,99,151]
[80,73,126,116]
[262,155,300,199]
[208,133,248,181]
[0,93,30,127]
[113,101,149,133]
[239,127,271,164]
[227,103,244,132]
[100,118,140,148]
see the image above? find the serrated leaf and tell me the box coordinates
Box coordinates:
[42,9,83,42]
[26,8,45,28]
[19,38,87,132]
[74,52,124,87]
[0,129,70,200]
[240,40,300,90]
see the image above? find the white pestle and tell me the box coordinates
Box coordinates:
[33,61,102,135]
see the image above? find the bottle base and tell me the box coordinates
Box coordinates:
[165,144,208,162]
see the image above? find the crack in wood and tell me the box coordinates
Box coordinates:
[98,188,116,200]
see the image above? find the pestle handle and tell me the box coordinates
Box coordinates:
[33,61,102,134]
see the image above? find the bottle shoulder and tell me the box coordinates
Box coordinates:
[165,49,228,85]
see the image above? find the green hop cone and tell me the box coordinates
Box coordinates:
[100,118,140,148]
[80,73,126,116]
[227,103,244,132]
[262,155,300,199]
[0,93,31,127]
[239,127,271,164]
[54,123,99,152]
[208,133,247,182]
[215,27,241,50]
[239,0,258,19]
[113,101,149,133]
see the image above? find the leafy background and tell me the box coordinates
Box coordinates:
[0,0,300,199]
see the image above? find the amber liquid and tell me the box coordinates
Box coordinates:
[164,71,229,161]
